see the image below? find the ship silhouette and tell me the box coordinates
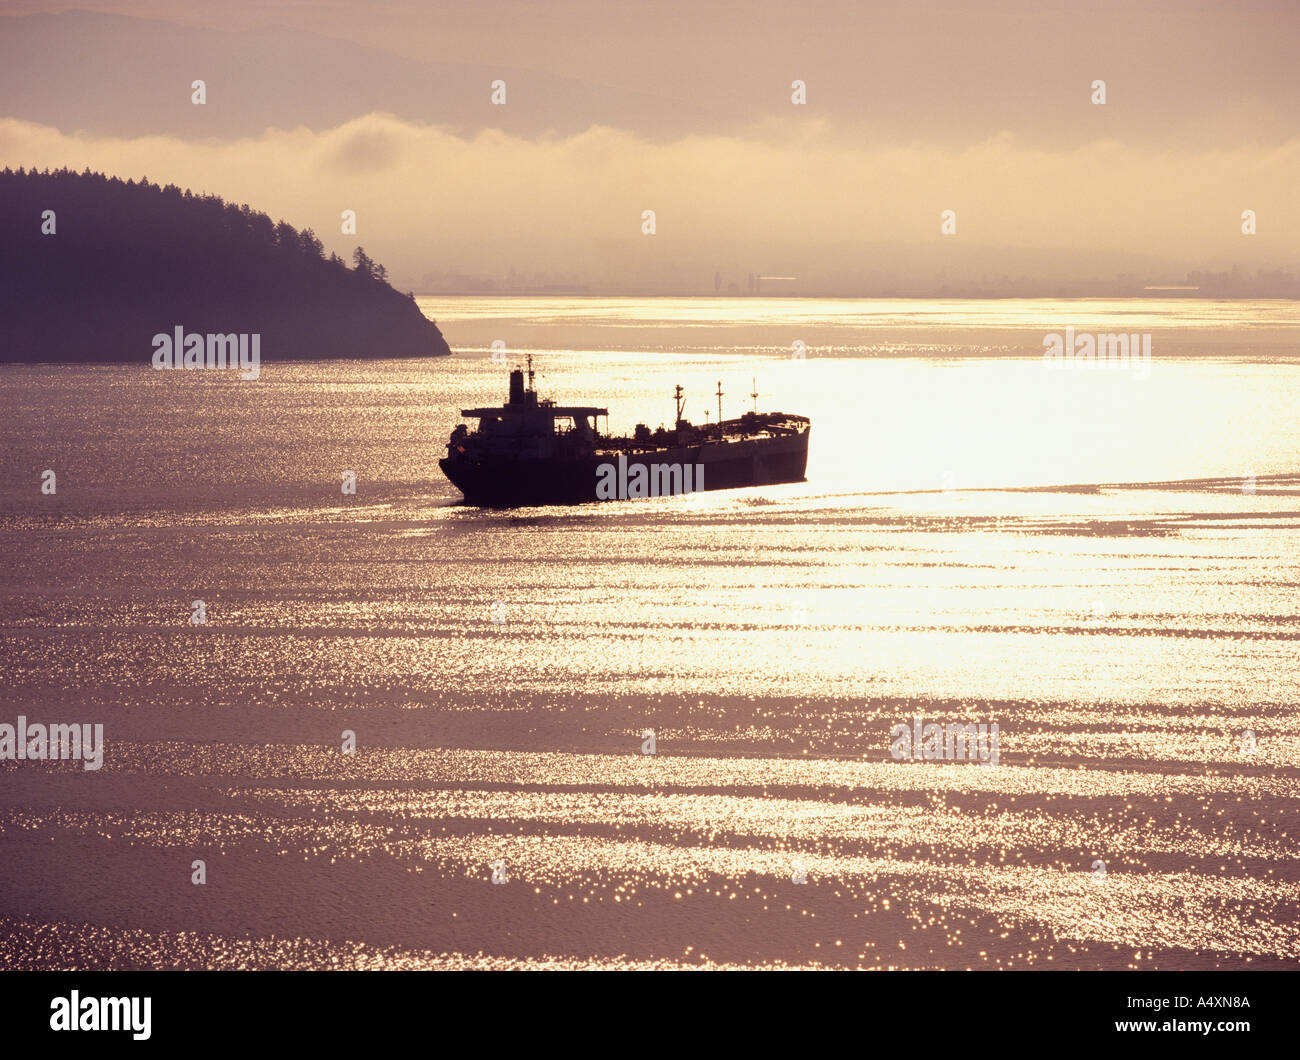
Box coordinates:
[440,360,810,506]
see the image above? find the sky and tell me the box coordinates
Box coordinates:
[1,1,1296,293]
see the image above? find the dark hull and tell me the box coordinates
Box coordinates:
[441,431,809,507]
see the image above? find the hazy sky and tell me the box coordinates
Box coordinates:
[1,2,1296,291]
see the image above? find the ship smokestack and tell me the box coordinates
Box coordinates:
[508,369,525,405]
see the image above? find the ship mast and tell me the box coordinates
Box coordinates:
[750,377,759,414]
[674,384,685,428]
[716,381,724,427]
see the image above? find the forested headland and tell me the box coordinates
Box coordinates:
[0,168,452,362]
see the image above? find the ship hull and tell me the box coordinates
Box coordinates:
[441,430,809,507]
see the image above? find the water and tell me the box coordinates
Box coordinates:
[1,297,1297,969]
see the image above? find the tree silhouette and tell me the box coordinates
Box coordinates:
[352,246,376,279]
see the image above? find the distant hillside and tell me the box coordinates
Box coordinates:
[0,167,452,363]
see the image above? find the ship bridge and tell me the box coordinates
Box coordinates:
[455,364,607,453]
[462,362,605,420]
[460,403,608,421]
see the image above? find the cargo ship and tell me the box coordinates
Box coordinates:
[440,360,810,506]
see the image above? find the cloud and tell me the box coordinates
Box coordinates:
[326,123,404,173]
[2,113,1296,285]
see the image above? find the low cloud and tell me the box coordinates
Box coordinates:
[3,114,1296,287]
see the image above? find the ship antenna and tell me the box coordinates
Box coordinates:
[527,354,535,391]
[716,380,724,427]
[750,376,759,414]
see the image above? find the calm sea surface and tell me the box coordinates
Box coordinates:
[1,297,1297,968]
